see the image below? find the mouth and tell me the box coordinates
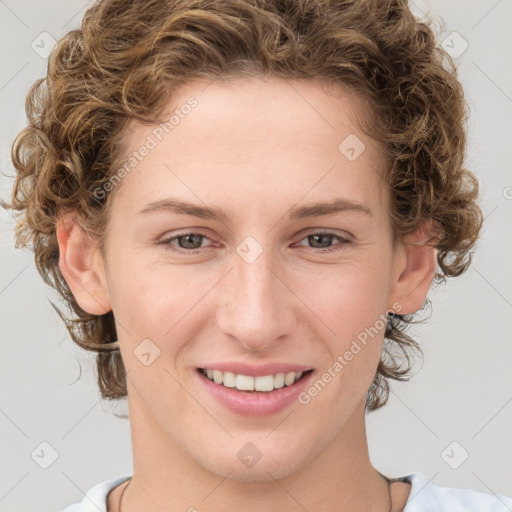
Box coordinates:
[197,367,314,393]
[196,366,316,417]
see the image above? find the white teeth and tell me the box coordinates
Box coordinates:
[274,373,285,389]
[284,372,296,386]
[212,370,223,384]
[222,371,236,388]
[235,374,254,391]
[254,375,274,392]
[201,368,309,392]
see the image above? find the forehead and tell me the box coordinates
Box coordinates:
[129,76,374,152]
[112,76,389,218]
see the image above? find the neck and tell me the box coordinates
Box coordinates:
[120,392,392,512]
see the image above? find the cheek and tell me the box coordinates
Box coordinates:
[113,264,195,403]
[297,263,388,412]
[110,245,391,355]
[108,256,198,337]
[291,256,391,341]
[291,257,390,407]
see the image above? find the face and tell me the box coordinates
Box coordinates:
[60,76,433,482]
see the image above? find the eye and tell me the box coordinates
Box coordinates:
[295,231,354,253]
[158,232,213,254]
[157,230,353,256]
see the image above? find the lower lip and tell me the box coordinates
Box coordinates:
[197,369,314,417]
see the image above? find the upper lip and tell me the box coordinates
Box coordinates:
[198,362,314,377]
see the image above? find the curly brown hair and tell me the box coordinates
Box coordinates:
[2,0,482,410]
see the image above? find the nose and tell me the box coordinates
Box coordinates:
[216,244,297,352]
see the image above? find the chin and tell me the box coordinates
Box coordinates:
[210,461,304,482]
[196,444,310,482]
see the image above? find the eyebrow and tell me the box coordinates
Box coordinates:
[289,198,372,220]
[136,197,372,222]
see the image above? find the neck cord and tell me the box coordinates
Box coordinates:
[386,475,394,512]
[118,478,130,512]
[118,476,393,512]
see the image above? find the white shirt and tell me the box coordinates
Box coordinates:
[62,472,512,511]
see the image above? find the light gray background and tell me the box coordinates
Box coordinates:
[1,1,511,511]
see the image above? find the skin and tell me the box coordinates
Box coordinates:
[56,76,437,512]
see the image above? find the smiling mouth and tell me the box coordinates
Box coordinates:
[197,368,314,393]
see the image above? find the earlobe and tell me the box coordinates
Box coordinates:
[388,220,439,315]
[56,212,112,315]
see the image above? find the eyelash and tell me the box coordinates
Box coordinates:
[157,231,354,255]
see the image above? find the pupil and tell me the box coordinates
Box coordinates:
[181,234,202,249]
[311,234,331,248]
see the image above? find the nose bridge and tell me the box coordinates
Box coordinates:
[216,240,295,350]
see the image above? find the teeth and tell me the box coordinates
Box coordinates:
[201,369,307,392]
[236,374,254,391]
[254,375,274,392]
[223,371,236,388]
[212,370,223,384]
[284,372,297,386]
[274,373,285,389]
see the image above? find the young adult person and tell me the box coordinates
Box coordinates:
[4,1,511,510]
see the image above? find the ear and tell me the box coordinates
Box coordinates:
[387,219,439,315]
[55,212,111,315]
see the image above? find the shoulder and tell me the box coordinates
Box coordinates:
[62,474,132,512]
[401,472,512,512]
